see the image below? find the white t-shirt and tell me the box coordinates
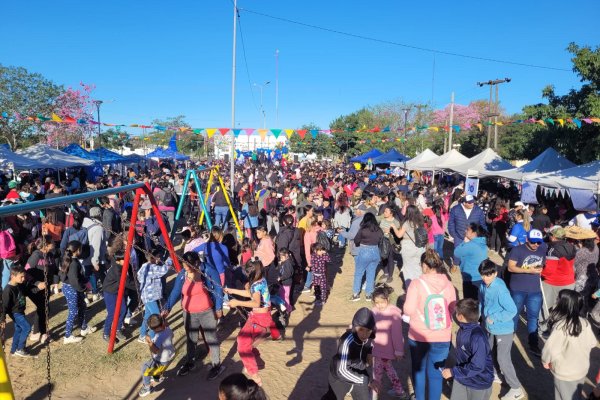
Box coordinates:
[153,327,176,364]
[462,204,473,219]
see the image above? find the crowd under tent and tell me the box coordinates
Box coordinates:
[0,146,46,170]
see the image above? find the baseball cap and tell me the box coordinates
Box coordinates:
[527,229,544,243]
[548,225,565,239]
[515,201,525,207]
[177,226,192,235]
[464,195,475,203]
[8,181,17,189]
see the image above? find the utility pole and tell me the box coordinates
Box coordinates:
[401,107,411,154]
[448,92,455,151]
[93,100,103,164]
[230,0,238,196]
[477,78,511,150]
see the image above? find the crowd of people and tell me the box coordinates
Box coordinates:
[0,155,599,400]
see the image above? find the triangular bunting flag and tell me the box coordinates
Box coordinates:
[206,128,217,138]
[245,128,255,136]
[536,120,546,126]
[296,129,307,139]
[476,123,483,131]
[193,129,203,134]
[591,118,600,123]
[382,126,390,132]
[77,119,88,125]
[582,118,593,124]
[257,129,268,141]
[452,125,460,133]
[495,121,504,126]
[284,129,294,138]
[233,129,242,138]
[37,114,51,121]
[219,128,230,136]
[572,118,582,128]
[51,113,62,122]
[270,129,282,139]
[545,118,555,126]
[429,127,439,132]
[557,119,564,126]
[63,116,76,124]
[310,129,319,138]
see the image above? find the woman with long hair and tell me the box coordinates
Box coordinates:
[224,259,281,386]
[196,227,231,286]
[350,212,383,301]
[389,205,427,289]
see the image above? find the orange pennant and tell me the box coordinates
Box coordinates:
[257,129,268,140]
[536,120,546,126]
[476,123,483,132]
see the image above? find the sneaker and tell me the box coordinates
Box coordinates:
[137,336,147,344]
[124,317,132,325]
[365,295,372,301]
[349,294,360,302]
[92,293,103,302]
[207,364,226,381]
[387,389,410,399]
[138,385,152,397]
[29,332,41,342]
[152,375,165,384]
[40,334,50,344]
[103,334,119,343]
[379,273,389,281]
[80,326,97,337]
[116,330,126,340]
[301,287,311,294]
[177,362,195,377]
[63,335,83,344]
[529,345,541,357]
[500,387,525,400]
[12,349,33,358]
[84,297,92,306]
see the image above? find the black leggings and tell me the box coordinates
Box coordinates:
[28,292,48,335]
[322,372,369,400]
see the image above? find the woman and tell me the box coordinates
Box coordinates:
[275,214,303,270]
[453,223,488,300]
[255,226,276,269]
[302,219,322,293]
[196,227,231,286]
[224,259,281,386]
[532,204,552,233]
[176,251,226,380]
[59,210,88,255]
[390,205,426,289]
[351,212,383,301]
[429,202,447,259]
[489,200,508,254]
[379,206,401,283]
[507,209,530,248]
[241,195,259,241]
[403,250,456,400]
[569,227,599,311]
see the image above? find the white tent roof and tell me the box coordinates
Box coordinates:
[17,144,95,168]
[400,148,439,169]
[479,147,576,180]
[448,148,513,177]
[430,149,470,170]
[0,147,47,169]
[527,160,600,192]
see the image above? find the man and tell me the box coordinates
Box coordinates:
[83,207,108,303]
[539,226,576,332]
[448,195,487,265]
[100,196,121,239]
[507,229,546,356]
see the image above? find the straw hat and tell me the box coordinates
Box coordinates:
[564,225,597,240]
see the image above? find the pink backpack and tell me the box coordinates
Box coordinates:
[0,230,17,259]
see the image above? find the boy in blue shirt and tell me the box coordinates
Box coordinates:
[478,260,524,400]
[442,298,493,400]
[138,314,175,397]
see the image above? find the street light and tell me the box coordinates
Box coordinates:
[253,81,270,129]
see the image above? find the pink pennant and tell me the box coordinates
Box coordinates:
[245,128,255,136]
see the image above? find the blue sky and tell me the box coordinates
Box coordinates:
[1,0,598,133]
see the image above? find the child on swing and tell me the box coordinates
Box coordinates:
[138,313,175,397]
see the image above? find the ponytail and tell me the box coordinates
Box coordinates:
[61,241,81,273]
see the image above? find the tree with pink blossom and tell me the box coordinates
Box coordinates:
[431,101,483,126]
[45,82,95,148]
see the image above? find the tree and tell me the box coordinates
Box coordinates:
[145,115,205,157]
[99,128,132,150]
[431,102,483,126]
[0,64,62,149]
[288,123,338,157]
[46,83,95,148]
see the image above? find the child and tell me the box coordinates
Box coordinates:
[138,314,176,397]
[277,248,295,316]
[102,250,136,342]
[137,249,170,342]
[218,373,268,400]
[442,298,494,400]
[371,284,408,399]
[59,241,96,343]
[478,260,524,399]
[310,243,330,306]
[240,238,254,267]
[541,289,597,400]
[325,307,378,399]
[1,265,32,357]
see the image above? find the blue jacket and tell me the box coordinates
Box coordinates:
[448,204,487,245]
[454,237,488,282]
[340,215,364,256]
[194,242,230,275]
[452,322,494,390]
[507,222,527,248]
[478,277,517,335]
[164,264,224,312]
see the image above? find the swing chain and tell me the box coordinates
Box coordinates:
[42,230,52,400]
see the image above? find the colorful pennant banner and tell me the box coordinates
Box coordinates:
[0,112,599,142]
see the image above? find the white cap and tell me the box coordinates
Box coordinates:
[515,201,525,207]
[464,195,475,203]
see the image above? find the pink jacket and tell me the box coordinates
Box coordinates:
[403,273,456,343]
[372,305,404,360]
[304,227,322,266]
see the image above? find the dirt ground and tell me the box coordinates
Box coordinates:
[6,246,600,400]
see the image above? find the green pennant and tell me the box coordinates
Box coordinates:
[270,129,282,139]
[193,129,203,134]
[37,114,51,121]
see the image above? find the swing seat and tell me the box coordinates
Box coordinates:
[143,355,175,377]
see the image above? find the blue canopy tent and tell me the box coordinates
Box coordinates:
[90,147,133,164]
[146,147,170,159]
[372,148,410,164]
[350,149,383,163]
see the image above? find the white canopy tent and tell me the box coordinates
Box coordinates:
[17,144,95,168]
[479,147,576,181]
[526,160,600,191]
[407,149,468,171]
[0,147,47,170]
[397,148,439,169]
[448,148,513,177]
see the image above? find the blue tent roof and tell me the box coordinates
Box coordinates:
[90,147,131,164]
[350,148,383,163]
[372,148,410,164]
[63,144,96,160]
[146,147,190,161]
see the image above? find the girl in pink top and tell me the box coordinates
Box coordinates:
[371,283,408,399]
[254,226,275,267]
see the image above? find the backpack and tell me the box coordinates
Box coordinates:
[162,190,177,207]
[0,230,17,259]
[414,226,429,248]
[378,235,391,259]
[317,231,331,251]
[418,279,451,331]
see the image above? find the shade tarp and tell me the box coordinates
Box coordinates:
[372,148,410,164]
[0,147,46,169]
[349,149,383,163]
[401,148,439,169]
[146,147,190,161]
[527,160,600,192]
[480,147,577,180]
[448,148,513,177]
[17,144,95,168]
[410,149,468,170]
[90,147,132,164]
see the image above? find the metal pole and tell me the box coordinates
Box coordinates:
[448,92,455,150]
[494,84,499,150]
[229,0,238,197]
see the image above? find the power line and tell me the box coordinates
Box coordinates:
[236,9,261,115]
[239,8,571,72]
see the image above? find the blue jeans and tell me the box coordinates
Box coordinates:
[214,206,229,227]
[304,271,313,289]
[103,291,126,336]
[84,265,98,294]
[141,359,166,387]
[353,245,380,296]
[10,312,31,354]
[408,339,450,400]
[433,234,444,259]
[2,259,14,289]
[511,289,542,348]
[139,300,160,339]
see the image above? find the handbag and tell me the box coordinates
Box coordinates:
[378,235,391,260]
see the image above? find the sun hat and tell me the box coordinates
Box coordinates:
[564,225,597,240]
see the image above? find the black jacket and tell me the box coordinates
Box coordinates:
[278,258,294,286]
[102,261,136,294]
[1,284,26,321]
[59,260,87,292]
[275,226,303,267]
[329,330,372,385]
